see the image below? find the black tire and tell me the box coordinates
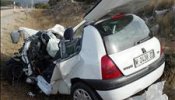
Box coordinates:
[71,82,100,100]
[6,62,24,84]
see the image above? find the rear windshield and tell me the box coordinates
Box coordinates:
[95,15,150,54]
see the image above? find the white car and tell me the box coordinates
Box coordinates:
[65,16,165,100]
[7,0,165,100]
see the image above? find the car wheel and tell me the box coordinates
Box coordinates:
[71,82,100,100]
[6,63,24,84]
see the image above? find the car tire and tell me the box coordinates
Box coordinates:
[6,62,24,84]
[71,82,100,100]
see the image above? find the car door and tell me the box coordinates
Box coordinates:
[58,23,85,78]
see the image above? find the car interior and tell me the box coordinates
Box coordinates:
[24,27,83,82]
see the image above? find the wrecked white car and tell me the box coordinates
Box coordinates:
[7,0,165,100]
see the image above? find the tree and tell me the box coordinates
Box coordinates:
[0,0,13,6]
[74,0,96,4]
[35,3,49,9]
[48,0,61,6]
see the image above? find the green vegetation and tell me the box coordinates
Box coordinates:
[48,0,61,6]
[75,0,97,4]
[0,0,13,6]
[35,3,49,9]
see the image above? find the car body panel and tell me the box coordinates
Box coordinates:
[97,62,165,100]
[93,14,161,76]
[109,37,161,76]
[80,54,165,91]
[59,55,81,78]
[50,25,106,94]
[67,25,106,80]
[50,15,164,97]
[73,20,86,31]
[85,0,149,22]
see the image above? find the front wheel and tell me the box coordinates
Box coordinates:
[71,82,100,100]
[6,61,24,84]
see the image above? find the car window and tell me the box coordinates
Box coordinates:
[59,24,85,60]
[95,15,151,54]
[62,23,85,59]
[74,24,84,39]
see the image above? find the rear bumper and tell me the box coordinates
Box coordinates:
[83,54,165,90]
[83,55,165,100]
[97,62,165,100]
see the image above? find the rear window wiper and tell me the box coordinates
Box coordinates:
[136,35,152,45]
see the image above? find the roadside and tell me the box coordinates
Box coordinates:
[1,6,13,10]
[1,0,175,100]
[0,9,71,100]
[1,9,56,58]
[1,9,26,38]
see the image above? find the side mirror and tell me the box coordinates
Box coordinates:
[10,31,21,44]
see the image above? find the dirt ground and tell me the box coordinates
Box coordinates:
[0,9,70,100]
[0,80,71,100]
[1,8,175,100]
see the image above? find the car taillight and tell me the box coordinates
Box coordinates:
[101,55,123,80]
[112,13,125,20]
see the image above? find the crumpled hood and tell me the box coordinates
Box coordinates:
[10,24,65,44]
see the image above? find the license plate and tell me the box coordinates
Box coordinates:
[134,50,155,68]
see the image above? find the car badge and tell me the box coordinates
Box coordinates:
[142,48,146,53]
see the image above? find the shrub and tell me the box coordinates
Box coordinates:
[48,0,61,6]
[35,3,49,9]
[0,0,13,6]
[75,0,97,4]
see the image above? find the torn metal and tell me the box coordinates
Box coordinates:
[8,24,65,83]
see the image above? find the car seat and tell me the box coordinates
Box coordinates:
[59,27,79,59]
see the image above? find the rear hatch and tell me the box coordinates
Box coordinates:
[95,14,161,76]
[84,0,149,22]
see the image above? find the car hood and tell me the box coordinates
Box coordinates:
[84,0,149,22]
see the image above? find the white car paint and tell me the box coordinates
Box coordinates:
[73,20,86,31]
[12,0,165,99]
[45,14,163,100]
[48,14,165,99]
[19,27,39,38]
[85,0,149,22]
[97,63,165,100]
[109,37,161,76]
[68,25,106,79]
[11,25,65,44]
[50,25,106,94]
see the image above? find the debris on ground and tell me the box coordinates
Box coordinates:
[27,91,36,97]
[128,81,168,100]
